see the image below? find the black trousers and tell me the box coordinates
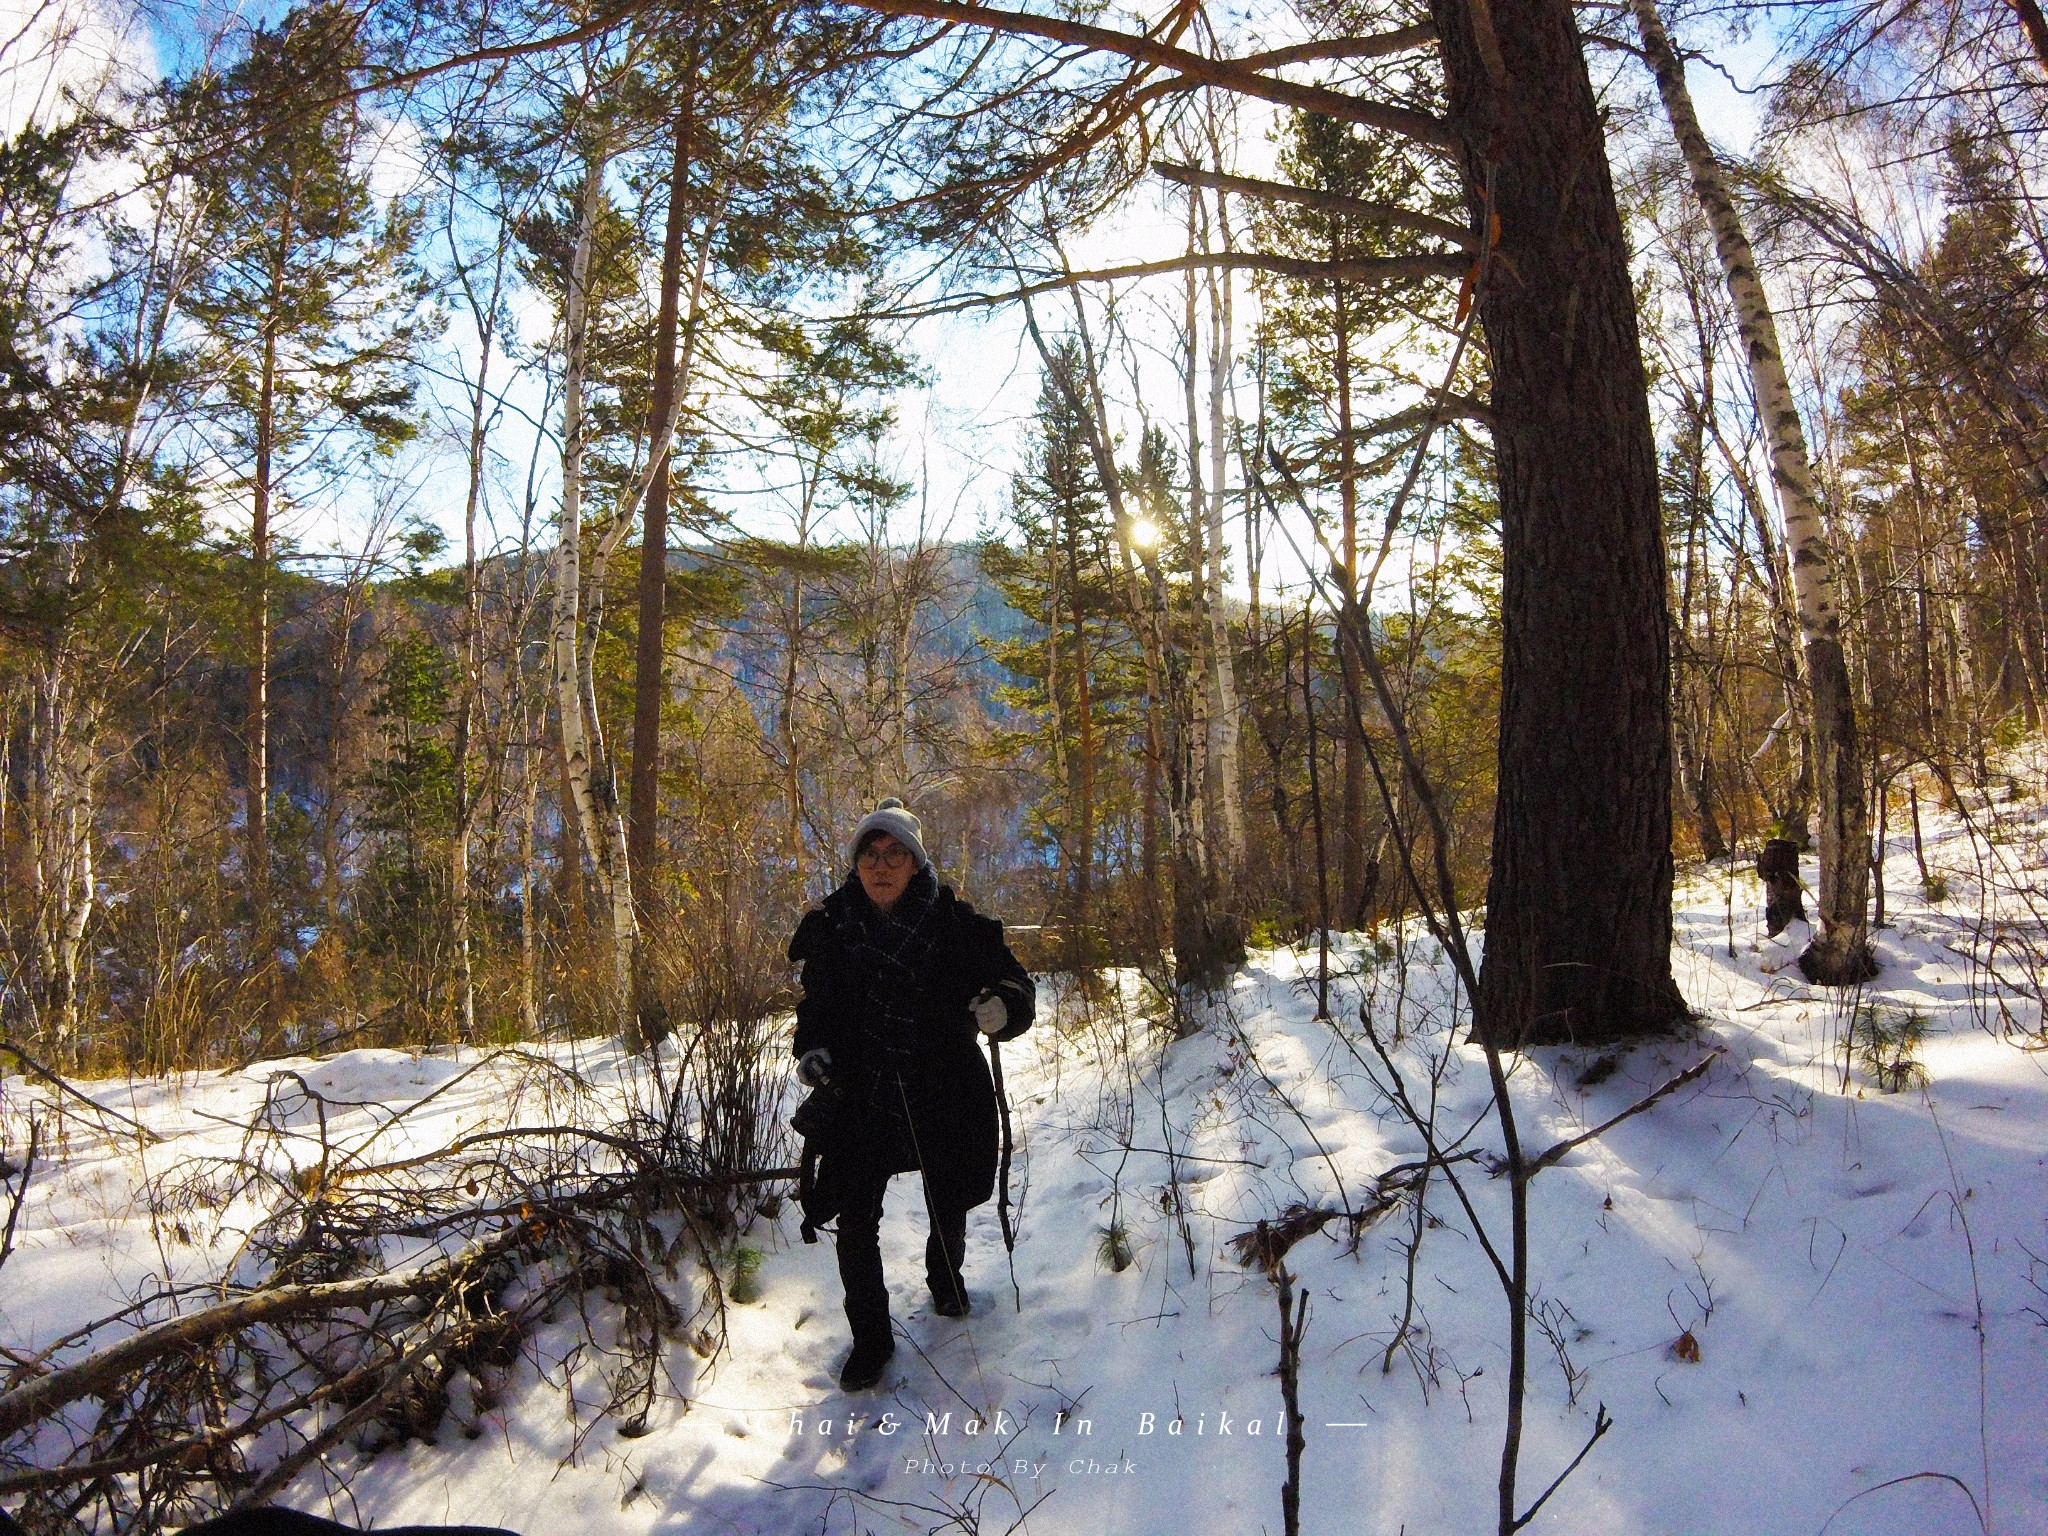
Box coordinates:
[833,1166,970,1345]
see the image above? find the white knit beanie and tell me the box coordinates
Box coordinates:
[847,797,930,872]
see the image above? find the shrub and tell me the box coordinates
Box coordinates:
[727,1245,764,1304]
[1852,1004,1929,1094]
[1097,1221,1136,1273]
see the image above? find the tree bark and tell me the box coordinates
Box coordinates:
[626,106,694,1045]
[1203,175,1248,873]
[2004,0,2048,72]
[1066,509,1095,963]
[452,254,498,1044]
[248,250,283,1000]
[29,639,95,1059]
[1431,0,1690,1051]
[552,155,642,1043]
[1630,0,1874,983]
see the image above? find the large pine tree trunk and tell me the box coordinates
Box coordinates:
[1630,0,1874,983]
[1431,0,1690,1048]
[625,109,693,1045]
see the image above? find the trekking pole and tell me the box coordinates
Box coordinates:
[988,1036,1020,1311]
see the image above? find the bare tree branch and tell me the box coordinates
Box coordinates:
[895,248,1464,315]
[1515,1049,1723,1179]
[1232,23,1438,70]
[0,1040,162,1143]
[0,1234,515,1440]
[1513,1403,1614,1528]
[849,0,1457,149]
[1153,160,1474,248]
[358,1,650,96]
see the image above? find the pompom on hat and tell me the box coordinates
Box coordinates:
[847,797,930,872]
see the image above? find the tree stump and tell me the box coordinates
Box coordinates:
[1757,838,1806,937]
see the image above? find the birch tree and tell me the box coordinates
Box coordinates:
[1197,159,1249,873]
[25,636,108,1054]
[1630,0,1876,983]
[550,151,644,1042]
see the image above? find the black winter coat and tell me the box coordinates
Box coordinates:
[788,872,1033,1213]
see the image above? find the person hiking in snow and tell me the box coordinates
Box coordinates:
[786,798,1035,1392]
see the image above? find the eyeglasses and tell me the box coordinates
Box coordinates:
[857,844,913,870]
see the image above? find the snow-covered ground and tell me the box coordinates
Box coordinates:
[5,783,2048,1536]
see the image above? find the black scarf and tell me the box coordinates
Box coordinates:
[822,865,946,1171]
[837,864,944,1064]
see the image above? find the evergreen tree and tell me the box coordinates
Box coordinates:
[354,628,458,1031]
[178,0,431,983]
[0,102,208,1056]
[1253,107,1470,929]
[985,338,1135,963]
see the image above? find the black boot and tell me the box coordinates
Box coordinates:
[834,1174,895,1389]
[926,1195,970,1316]
[838,1334,894,1391]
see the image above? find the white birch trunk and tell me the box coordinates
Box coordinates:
[1182,200,1216,869]
[551,155,641,1037]
[453,293,493,1044]
[519,735,540,1039]
[30,644,96,1057]
[1204,181,1248,870]
[1632,0,1873,981]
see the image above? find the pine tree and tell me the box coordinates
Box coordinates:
[179,1,430,988]
[985,339,1129,965]
[1253,108,1469,928]
[354,629,458,1032]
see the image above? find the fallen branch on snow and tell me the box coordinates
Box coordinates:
[1499,1049,1725,1181]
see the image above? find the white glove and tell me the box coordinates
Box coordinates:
[797,1048,833,1087]
[970,990,1007,1037]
